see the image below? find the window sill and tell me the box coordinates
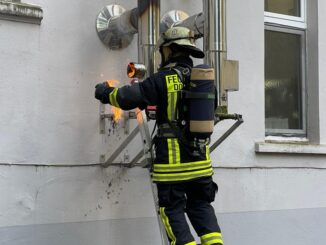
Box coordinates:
[0,1,43,24]
[255,136,326,155]
[255,140,326,155]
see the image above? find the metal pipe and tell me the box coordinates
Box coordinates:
[96,5,138,49]
[160,10,204,36]
[108,7,138,36]
[203,0,227,108]
[127,62,147,79]
[126,0,160,168]
[137,0,160,75]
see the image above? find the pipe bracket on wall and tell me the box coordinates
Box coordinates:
[96,4,137,49]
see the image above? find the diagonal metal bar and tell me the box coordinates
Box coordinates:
[102,126,140,167]
[210,115,243,152]
[130,149,144,165]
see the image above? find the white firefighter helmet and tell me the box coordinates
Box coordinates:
[158,26,204,58]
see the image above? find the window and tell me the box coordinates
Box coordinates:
[264,0,306,136]
[265,0,301,17]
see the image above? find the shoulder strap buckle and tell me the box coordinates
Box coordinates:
[172,66,191,84]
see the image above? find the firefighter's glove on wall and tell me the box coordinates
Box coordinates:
[95,82,114,104]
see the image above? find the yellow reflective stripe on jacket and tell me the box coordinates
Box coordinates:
[200,232,223,245]
[154,160,212,172]
[165,74,182,121]
[152,167,213,182]
[206,145,210,160]
[159,207,177,245]
[167,91,178,121]
[185,241,196,245]
[167,139,173,164]
[109,88,120,107]
[167,139,181,164]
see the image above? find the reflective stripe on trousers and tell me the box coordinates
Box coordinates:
[200,232,223,245]
[160,207,196,245]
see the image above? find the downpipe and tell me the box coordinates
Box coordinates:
[203,0,243,151]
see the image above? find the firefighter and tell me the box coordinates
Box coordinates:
[95,26,223,245]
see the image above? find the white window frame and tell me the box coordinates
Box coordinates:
[265,26,306,136]
[264,0,307,137]
[264,0,306,29]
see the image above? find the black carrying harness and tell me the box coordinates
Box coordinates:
[156,64,216,155]
[156,64,191,138]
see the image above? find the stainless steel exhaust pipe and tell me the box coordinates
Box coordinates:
[96,5,138,49]
[161,10,204,36]
[137,0,160,76]
[203,0,227,109]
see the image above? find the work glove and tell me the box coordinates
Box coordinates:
[95,82,114,104]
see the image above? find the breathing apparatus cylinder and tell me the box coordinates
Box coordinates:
[187,64,215,140]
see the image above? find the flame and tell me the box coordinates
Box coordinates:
[106,79,119,87]
[106,80,122,123]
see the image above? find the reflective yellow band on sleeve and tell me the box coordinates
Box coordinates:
[109,88,120,107]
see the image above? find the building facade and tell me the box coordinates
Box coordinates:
[0,0,325,244]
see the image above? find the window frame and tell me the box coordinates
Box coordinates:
[265,26,307,136]
[264,0,306,29]
[264,0,307,137]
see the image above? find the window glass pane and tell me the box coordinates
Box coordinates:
[265,0,301,17]
[265,30,303,132]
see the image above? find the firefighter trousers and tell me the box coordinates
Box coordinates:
[157,177,223,245]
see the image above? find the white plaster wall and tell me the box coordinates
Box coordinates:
[318,0,326,143]
[0,166,156,228]
[1,165,326,229]
[0,0,326,241]
[0,0,141,165]
[213,168,326,213]
[209,0,265,167]
[0,0,324,166]
[0,1,206,167]
[211,0,326,168]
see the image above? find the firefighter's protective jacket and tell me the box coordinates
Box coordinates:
[104,56,213,183]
